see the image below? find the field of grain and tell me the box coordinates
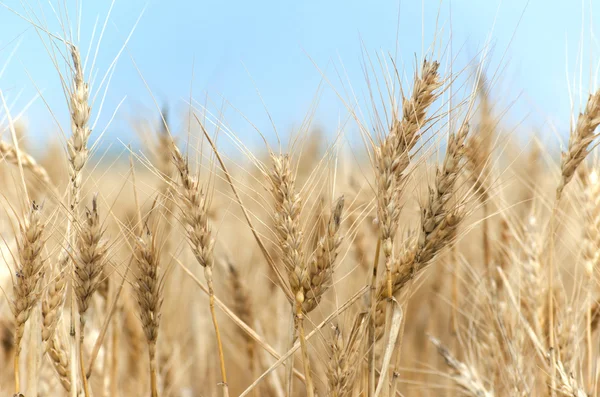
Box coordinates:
[1,2,600,397]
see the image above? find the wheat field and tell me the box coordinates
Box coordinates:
[1,2,600,397]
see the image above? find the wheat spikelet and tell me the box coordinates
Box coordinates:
[302,195,345,313]
[47,335,71,392]
[41,254,68,347]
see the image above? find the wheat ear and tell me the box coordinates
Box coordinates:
[302,195,345,312]
[328,313,367,396]
[73,196,108,395]
[133,223,165,397]
[267,153,314,397]
[42,253,68,349]
[171,140,229,397]
[65,44,93,397]
[557,90,600,199]
[374,123,469,337]
[375,59,442,299]
[12,202,46,394]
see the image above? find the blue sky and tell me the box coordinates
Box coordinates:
[0,0,598,154]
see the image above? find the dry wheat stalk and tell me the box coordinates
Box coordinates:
[374,59,442,299]
[63,44,94,397]
[12,201,46,394]
[171,139,229,397]
[73,196,108,395]
[133,223,164,397]
[374,123,469,337]
[266,154,346,396]
[268,153,305,298]
[67,46,92,211]
[267,152,314,396]
[327,313,367,397]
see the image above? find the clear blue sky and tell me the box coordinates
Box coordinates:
[0,0,598,153]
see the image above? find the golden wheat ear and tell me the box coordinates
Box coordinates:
[557,90,600,199]
[133,220,164,397]
[11,201,47,395]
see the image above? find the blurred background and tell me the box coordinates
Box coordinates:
[0,0,598,153]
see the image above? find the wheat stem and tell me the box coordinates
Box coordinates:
[295,302,314,397]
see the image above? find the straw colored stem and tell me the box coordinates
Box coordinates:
[295,303,314,397]
[14,348,20,393]
[206,267,229,397]
[285,311,295,396]
[368,238,381,397]
[80,322,90,397]
[149,343,158,397]
[70,295,78,397]
[548,202,558,395]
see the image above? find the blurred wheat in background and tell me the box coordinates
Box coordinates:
[1,1,600,396]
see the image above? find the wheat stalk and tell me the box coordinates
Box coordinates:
[374,59,442,299]
[133,222,165,397]
[171,139,229,397]
[73,196,108,395]
[12,201,46,394]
